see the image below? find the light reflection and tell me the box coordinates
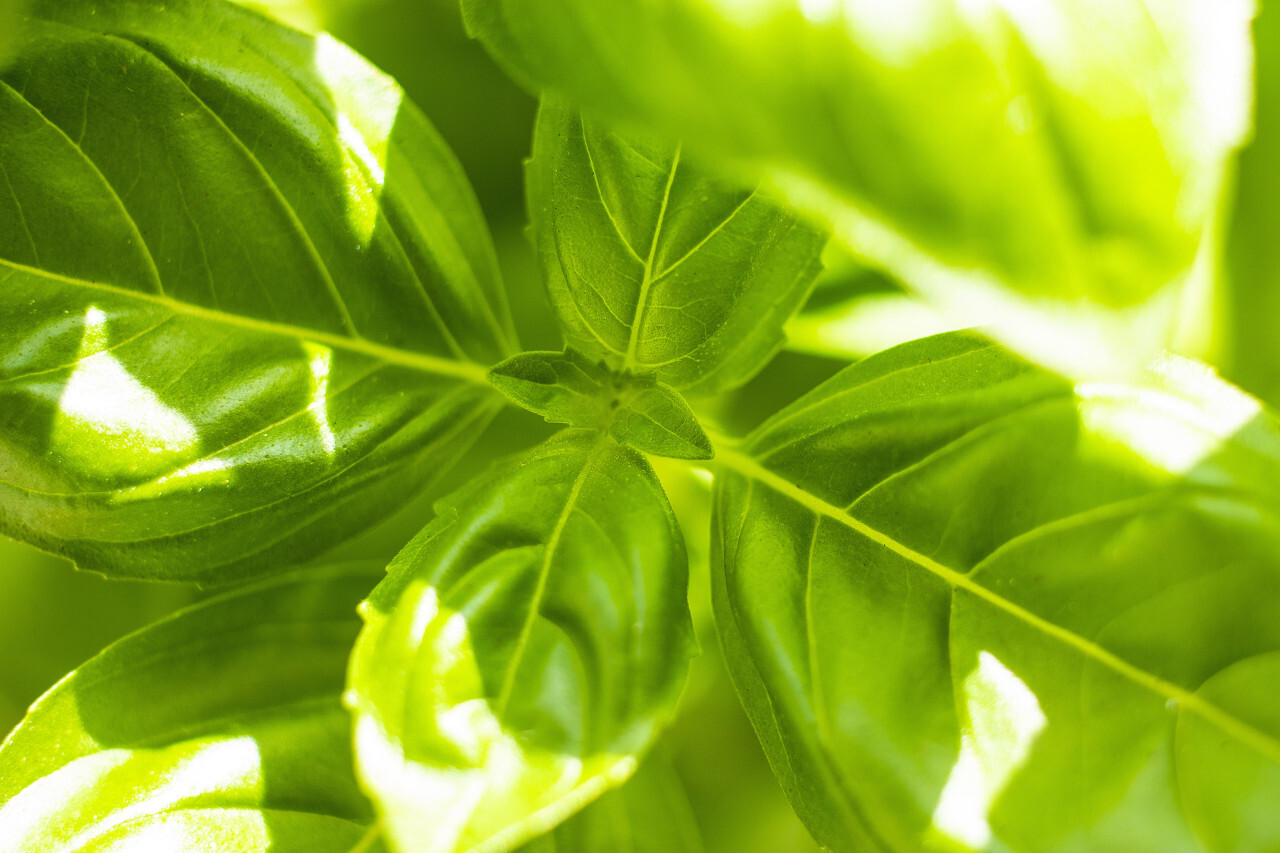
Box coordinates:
[931,651,1046,849]
[312,33,400,244]
[53,307,199,480]
[1077,353,1262,476]
[304,342,337,456]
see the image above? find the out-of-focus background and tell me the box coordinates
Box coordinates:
[6,0,1280,849]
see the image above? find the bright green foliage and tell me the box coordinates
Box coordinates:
[527,99,826,397]
[489,348,712,459]
[0,564,386,852]
[712,330,1280,851]
[346,430,696,852]
[519,754,703,853]
[468,0,1253,379]
[0,0,511,581]
[2,1,1279,851]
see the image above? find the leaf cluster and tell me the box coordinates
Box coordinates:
[1,1,1279,852]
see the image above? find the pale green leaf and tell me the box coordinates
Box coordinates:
[528,98,826,397]
[710,330,1280,850]
[470,0,1252,379]
[347,430,696,853]
[489,349,713,460]
[518,753,703,853]
[0,563,387,852]
[0,0,513,582]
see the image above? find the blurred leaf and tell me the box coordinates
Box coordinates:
[528,98,826,397]
[518,752,703,853]
[490,349,713,459]
[0,564,385,852]
[0,0,512,582]
[0,536,194,739]
[347,430,696,852]
[712,330,1280,850]
[1223,4,1280,409]
[467,0,1253,380]
[786,245,970,360]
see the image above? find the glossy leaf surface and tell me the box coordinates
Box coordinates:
[347,430,696,853]
[0,564,386,852]
[518,753,703,853]
[527,99,825,397]
[471,0,1251,378]
[489,349,712,459]
[711,331,1280,851]
[0,0,512,581]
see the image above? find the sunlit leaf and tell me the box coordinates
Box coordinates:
[0,564,386,852]
[347,430,696,853]
[711,330,1280,850]
[489,348,713,459]
[528,99,826,397]
[469,0,1252,379]
[518,752,703,853]
[1222,4,1280,410]
[0,0,513,582]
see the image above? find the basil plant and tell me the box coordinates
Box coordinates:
[1,1,1277,851]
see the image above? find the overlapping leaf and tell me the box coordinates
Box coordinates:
[518,753,703,853]
[470,0,1252,379]
[347,430,696,853]
[527,99,825,397]
[0,0,512,582]
[489,349,712,459]
[0,564,386,852]
[711,330,1280,850]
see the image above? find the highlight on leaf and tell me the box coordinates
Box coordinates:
[0,0,511,582]
[711,330,1280,851]
[346,430,696,852]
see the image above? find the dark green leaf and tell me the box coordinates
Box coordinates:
[0,564,387,852]
[518,752,703,853]
[347,430,696,853]
[711,331,1280,850]
[489,349,713,460]
[0,0,513,582]
[470,0,1251,378]
[528,98,826,396]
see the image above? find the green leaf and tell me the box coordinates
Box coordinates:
[347,430,696,853]
[470,0,1252,379]
[0,0,24,67]
[0,0,513,582]
[710,330,1280,851]
[518,752,703,853]
[1223,4,1280,409]
[527,98,826,397]
[489,349,713,460]
[0,563,386,852]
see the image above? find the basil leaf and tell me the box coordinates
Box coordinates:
[489,349,713,460]
[528,99,826,397]
[347,430,696,853]
[471,0,1252,378]
[0,0,23,66]
[519,753,703,853]
[711,330,1280,850]
[0,0,513,582]
[0,564,385,852]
